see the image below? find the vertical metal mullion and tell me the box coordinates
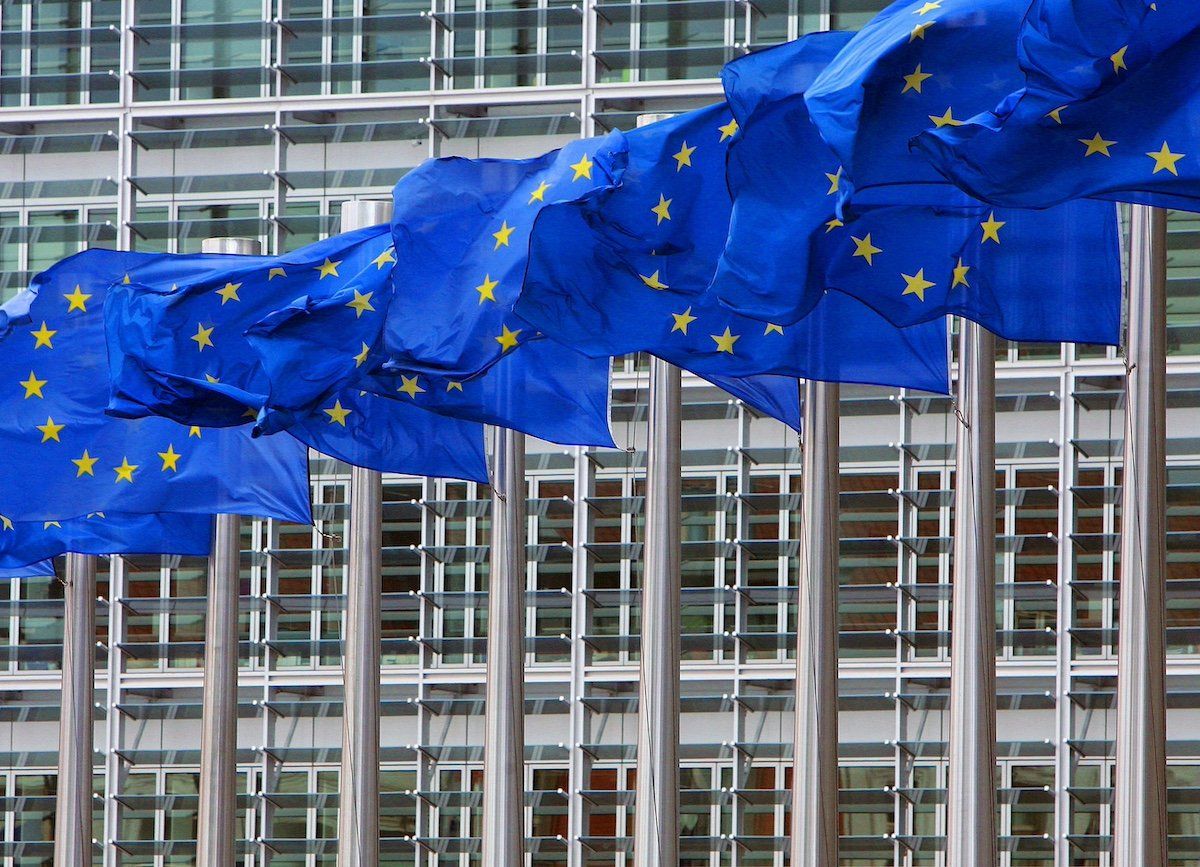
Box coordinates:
[102,557,127,867]
[1054,369,1079,867]
[567,447,595,867]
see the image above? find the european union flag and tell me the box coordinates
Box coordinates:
[804,0,1028,201]
[0,252,312,524]
[0,512,212,570]
[914,1,1200,209]
[104,233,489,481]
[517,103,951,398]
[710,31,1122,346]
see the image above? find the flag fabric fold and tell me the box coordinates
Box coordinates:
[0,512,213,570]
[914,0,1200,209]
[517,102,951,399]
[709,30,1122,346]
[103,236,489,481]
[0,251,312,524]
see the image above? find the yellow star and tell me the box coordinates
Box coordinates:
[398,375,425,398]
[980,212,1006,244]
[372,247,397,269]
[928,107,964,128]
[492,221,515,249]
[0,515,10,531]
[764,323,784,335]
[711,327,740,354]
[30,322,56,349]
[122,274,131,284]
[825,217,844,233]
[113,457,138,483]
[215,281,242,304]
[952,258,971,289]
[913,0,940,12]
[476,274,499,304]
[19,371,47,399]
[43,522,61,530]
[316,258,341,279]
[570,154,594,181]
[909,20,935,41]
[72,449,98,477]
[268,267,287,280]
[1046,105,1066,124]
[718,118,739,142]
[1079,132,1116,157]
[64,285,91,313]
[242,407,258,421]
[902,63,933,94]
[825,167,843,194]
[446,381,464,392]
[640,270,669,290]
[1147,141,1185,175]
[901,269,935,302]
[345,289,375,318]
[851,234,883,265]
[528,181,551,204]
[204,373,220,384]
[36,417,64,443]
[495,324,521,352]
[157,444,181,472]
[673,141,696,170]
[1111,45,1128,73]
[354,342,370,367]
[671,307,697,334]
[189,426,202,438]
[86,512,104,519]
[324,399,351,426]
[191,323,214,351]
[651,194,673,224]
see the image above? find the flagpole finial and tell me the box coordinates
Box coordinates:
[201,237,260,256]
[341,199,393,231]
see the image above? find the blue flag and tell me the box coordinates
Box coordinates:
[914,1,1200,209]
[0,512,212,570]
[710,31,1122,346]
[0,560,54,579]
[104,234,489,481]
[0,252,312,524]
[803,0,1028,202]
[517,103,951,398]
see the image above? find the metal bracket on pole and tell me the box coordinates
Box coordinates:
[482,425,528,866]
[945,320,998,867]
[54,552,98,866]
[1113,204,1168,867]
[336,198,394,867]
[792,380,839,867]
[632,355,682,867]
[196,235,262,867]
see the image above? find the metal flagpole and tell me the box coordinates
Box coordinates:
[791,380,839,867]
[632,111,683,867]
[196,236,260,866]
[633,355,682,867]
[337,198,394,867]
[482,425,527,866]
[54,552,97,865]
[945,320,998,867]
[1113,204,1168,866]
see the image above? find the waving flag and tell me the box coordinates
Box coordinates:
[914,1,1200,209]
[710,31,1122,346]
[0,560,54,579]
[104,236,488,481]
[0,512,212,570]
[517,103,951,397]
[0,252,311,524]
[804,0,1028,201]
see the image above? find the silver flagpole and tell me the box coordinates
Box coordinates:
[337,198,394,867]
[945,320,998,867]
[196,236,260,866]
[54,552,97,865]
[1113,204,1168,866]
[632,111,682,867]
[633,355,682,867]
[482,426,527,866]
[791,380,840,866]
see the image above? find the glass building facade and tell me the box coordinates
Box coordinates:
[1,1,1200,865]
